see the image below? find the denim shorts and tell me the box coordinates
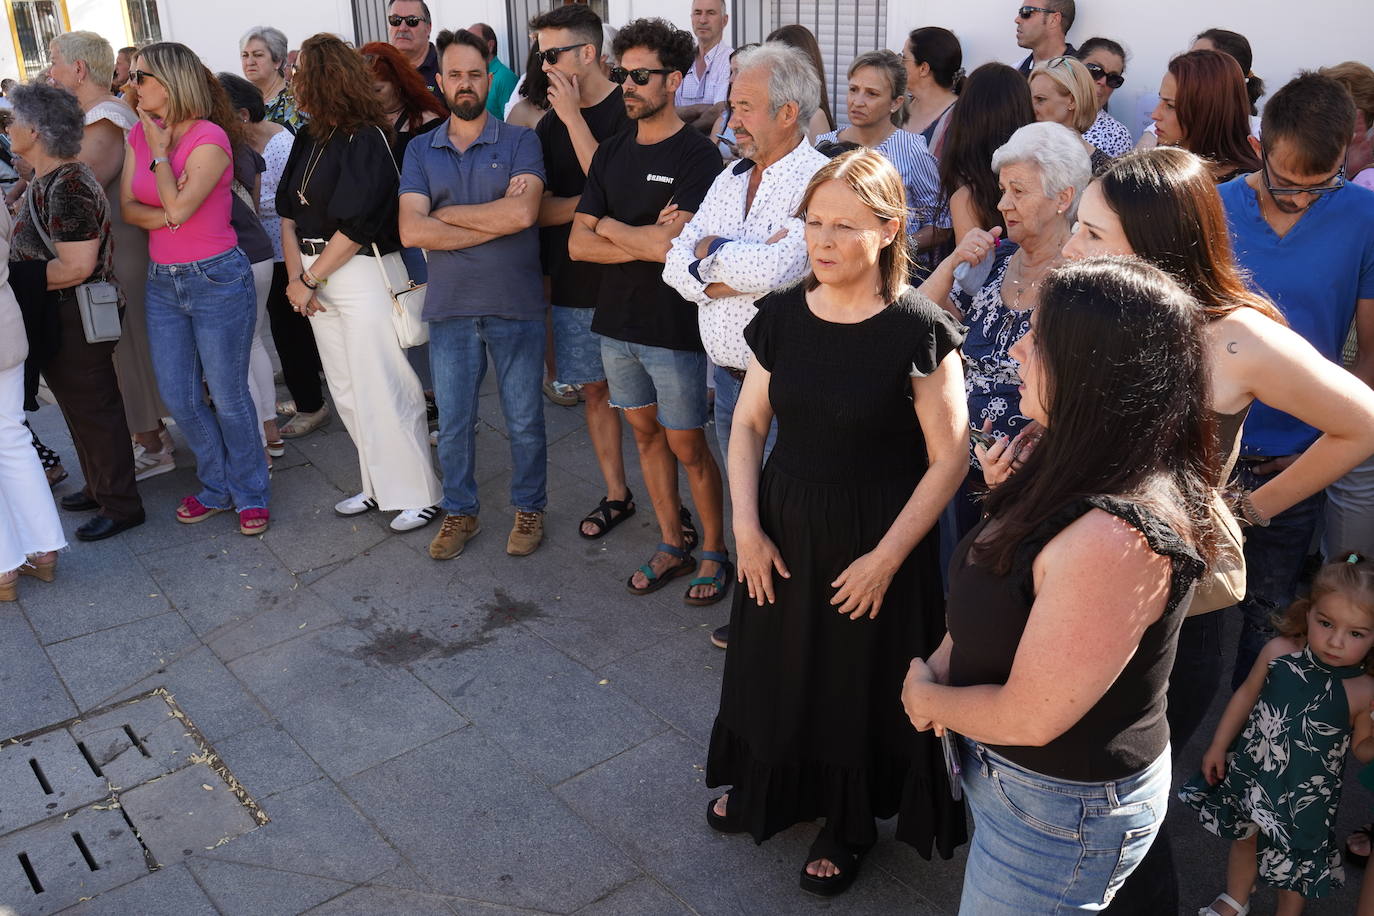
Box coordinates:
[551,305,605,385]
[958,738,1171,913]
[600,337,709,430]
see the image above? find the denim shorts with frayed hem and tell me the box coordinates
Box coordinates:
[551,305,605,386]
[600,337,709,431]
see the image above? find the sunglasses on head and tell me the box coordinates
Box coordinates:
[1082,61,1125,89]
[128,69,153,85]
[1018,5,1057,18]
[609,66,674,86]
[538,42,591,65]
[387,15,427,27]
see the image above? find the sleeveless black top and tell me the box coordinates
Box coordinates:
[947,496,1204,781]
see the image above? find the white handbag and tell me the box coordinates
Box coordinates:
[372,244,428,348]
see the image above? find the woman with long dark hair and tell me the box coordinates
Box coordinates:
[1051,148,1374,913]
[276,34,441,531]
[1192,28,1265,117]
[902,26,961,157]
[1151,50,1259,182]
[903,257,1215,911]
[765,24,834,139]
[505,41,551,130]
[937,62,1033,241]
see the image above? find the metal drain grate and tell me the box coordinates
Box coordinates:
[0,689,266,912]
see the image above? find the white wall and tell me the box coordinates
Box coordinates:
[66,0,129,50]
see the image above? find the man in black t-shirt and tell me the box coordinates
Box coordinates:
[532,4,638,544]
[570,19,729,604]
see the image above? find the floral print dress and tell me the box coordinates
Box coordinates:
[1179,646,1366,897]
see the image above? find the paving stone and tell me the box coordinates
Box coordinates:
[206,586,344,662]
[227,626,468,780]
[555,730,942,915]
[412,627,665,785]
[342,729,638,912]
[0,612,76,739]
[599,628,726,745]
[572,877,693,915]
[119,763,260,866]
[304,885,459,915]
[0,804,149,914]
[64,863,218,915]
[142,535,300,637]
[187,858,354,916]
[44,613,198,711]
[0,730,108,833]
[19,538,172,645]
[102,647,269,742]
[118,465,231,557]
[210,722,323,801]
[196,777,399,883]
[288,426,365,498]
[259,464,391,574]
[308,538,480,634]
[69,694,204,788]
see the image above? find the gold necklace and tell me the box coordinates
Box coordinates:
[1005,251,1060,309]
[296,129,335,207]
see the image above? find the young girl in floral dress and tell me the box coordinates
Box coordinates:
[1180,553,1374,916]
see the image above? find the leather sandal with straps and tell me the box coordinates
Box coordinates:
[684,550,733,606]
[580,490,635,539]
[626,542,696,595]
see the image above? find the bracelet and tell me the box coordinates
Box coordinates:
[1236,489,1270,528]
[299,272,318,291]
[303,267,327,288]
[164,215,180,233]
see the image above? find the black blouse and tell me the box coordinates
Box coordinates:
[275,123,400,253]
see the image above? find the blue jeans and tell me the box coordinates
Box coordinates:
[145,247,269,510]
[429,316,547,516]
[1228,462,1325,689]
[959,739,1171,913]
[711,364,776,462]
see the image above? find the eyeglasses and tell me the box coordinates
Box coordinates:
[1261,146,1346,198]
[1018,6,1057,18]
[538,43,591,65]
[609,66,674,86]
[1082,61,1125,89]
[388,15,427,27]
[128,69,153,85]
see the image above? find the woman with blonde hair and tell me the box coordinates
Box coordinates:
[121,42,270,534]
[707,148,968,895]
[1029,55,1112,172]
[276,34,441,532]
[48,30,173,480]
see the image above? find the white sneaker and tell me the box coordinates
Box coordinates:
[429,429,438,447]
[390,505,442,532]
[334,492,378,517]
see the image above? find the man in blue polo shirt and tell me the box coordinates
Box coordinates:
[1219,71,1374,685]
[398,28,549,561]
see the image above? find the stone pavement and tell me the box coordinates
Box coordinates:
[3,376,1369,915]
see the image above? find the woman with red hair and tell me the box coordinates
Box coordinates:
[359,42,447,170]
[1150,49,1259,183]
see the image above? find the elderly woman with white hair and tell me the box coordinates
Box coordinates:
[48,30,172,480]
[923,121,1090,546]
[239,25,304,133]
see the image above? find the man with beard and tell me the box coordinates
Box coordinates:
[398,28,550,560]
[663,41,829,647]
[1218,71,1374,683]
[570,19,729,605]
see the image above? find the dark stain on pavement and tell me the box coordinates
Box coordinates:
[349,588,543,665]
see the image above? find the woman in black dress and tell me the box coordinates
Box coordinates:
[706,149,970,896]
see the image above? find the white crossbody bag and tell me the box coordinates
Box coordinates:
[373,127,428,348]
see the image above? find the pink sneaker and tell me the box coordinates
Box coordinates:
[175,496,224,524]
[238,508,270,536]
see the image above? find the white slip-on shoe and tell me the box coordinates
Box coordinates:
[390,505,442,532]
[334,492,379,517]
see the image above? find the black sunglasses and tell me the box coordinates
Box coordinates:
[387,15,428,27]
[1018,6,1056,18]
[1261,146,1346,198]
[609,66,674,86]
[538,42,590,66]
[1082,61,1125,89]
[128,69,154,85]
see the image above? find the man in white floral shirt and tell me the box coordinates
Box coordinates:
[663,41,828,649]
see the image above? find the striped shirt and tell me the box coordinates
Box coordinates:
[676,41,733,107]
[816,127,948,233]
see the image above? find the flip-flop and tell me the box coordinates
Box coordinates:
[580,490,635,539]
[626,542,695,595]
[684,550,733,606]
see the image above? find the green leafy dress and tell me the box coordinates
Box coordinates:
[1178,646,1364,897]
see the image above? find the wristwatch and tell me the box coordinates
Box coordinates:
[149,157,170,172]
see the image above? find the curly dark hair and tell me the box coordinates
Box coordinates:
[611,18,695,76]
[292,33,386,134]
[200,65,246,151]
[361,41,446,130]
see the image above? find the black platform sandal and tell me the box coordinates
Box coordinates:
[705,794,745,834]
[579,490,635,539]
[798,829,873,898]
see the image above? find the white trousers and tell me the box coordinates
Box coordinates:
[304,251,441,511]
[246,259,276,431]
[1325,453,1374,557]
[0,363,65,572]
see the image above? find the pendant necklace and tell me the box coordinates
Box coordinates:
[296,128,335,207]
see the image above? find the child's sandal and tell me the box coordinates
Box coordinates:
[1197,892,1249,916]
